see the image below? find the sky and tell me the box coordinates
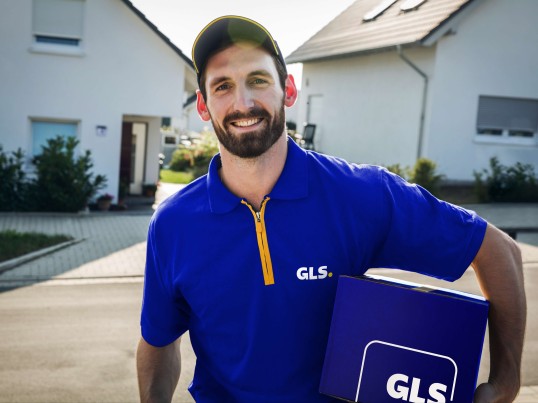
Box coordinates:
[129,0,357,82]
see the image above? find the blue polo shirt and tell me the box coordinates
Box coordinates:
[141,138,486,403]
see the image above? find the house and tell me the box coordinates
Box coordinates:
[0,0,197,200]
[286,0,538,181]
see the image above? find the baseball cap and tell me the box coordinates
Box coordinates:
[192,16,287,86]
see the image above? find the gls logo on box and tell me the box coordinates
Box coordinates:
[356,341,457,403]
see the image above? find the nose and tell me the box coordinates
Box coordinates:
[233,84,255,111]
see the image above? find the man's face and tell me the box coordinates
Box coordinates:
[196,43,288,159]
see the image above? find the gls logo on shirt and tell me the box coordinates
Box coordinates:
[296,266,333,280]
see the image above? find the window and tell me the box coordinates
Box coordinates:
[31,120,78,156]
[476,96,538,145]
[31,0,84,54]
[164,135,178,146]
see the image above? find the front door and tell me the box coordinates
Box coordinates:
[120,122,147,195]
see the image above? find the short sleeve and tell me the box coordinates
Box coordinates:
[370,169,487,281]
[140,218,190,347]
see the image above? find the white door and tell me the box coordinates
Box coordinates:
[130,123,147,194]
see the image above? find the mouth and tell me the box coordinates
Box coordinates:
[230,118,263,128]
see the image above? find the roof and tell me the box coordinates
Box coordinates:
[121,0,194,69]
[286,0,477,64]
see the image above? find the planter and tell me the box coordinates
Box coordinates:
[97,199,112,211]
[142,184,158,197]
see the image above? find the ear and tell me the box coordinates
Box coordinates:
[284,74,298,107]
[196,90,211,122]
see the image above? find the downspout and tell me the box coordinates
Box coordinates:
[396,45,428,160]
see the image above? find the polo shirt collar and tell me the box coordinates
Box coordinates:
[207,137,309,214]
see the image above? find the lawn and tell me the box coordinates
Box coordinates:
[0,230,73,263]
[160,169,193,184]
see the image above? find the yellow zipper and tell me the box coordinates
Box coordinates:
[241,197,275,286]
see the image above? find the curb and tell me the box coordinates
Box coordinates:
[0,238,84,275]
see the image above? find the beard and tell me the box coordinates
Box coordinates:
[211,102,286,159]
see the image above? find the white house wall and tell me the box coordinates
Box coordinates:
[0,0,191,199]
[298,47,435,168]
[426,0,538,180]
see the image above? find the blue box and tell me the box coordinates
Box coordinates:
[320,275,489,403]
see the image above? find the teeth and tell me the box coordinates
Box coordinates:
[233,118,260,127]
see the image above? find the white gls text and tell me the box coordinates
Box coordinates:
[296,266,333,280]
[386,373,448,403]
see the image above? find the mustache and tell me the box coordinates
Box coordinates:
[223,107,271,127]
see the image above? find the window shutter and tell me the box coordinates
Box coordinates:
[33,0,84,40]
[477,96,538,132]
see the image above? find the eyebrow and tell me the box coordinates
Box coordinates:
[208,69,274,89]
[208,75,231,89]
[248,69,272,78]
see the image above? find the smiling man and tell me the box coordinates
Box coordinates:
[136,16,526,403]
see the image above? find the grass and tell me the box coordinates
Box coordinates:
[160,169,193,184]
[0,230,73,263]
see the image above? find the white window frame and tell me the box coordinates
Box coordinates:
[475,95,538,147]
[29,0,85,57]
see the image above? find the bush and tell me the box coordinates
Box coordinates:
[169,131,219,180]
[385,163,410,180]
[169,148,194,172]
[31,136,107,212]
[474,157,538,202]
[0,146,28,211]
[384,158,444,197]
[409,158,444,196]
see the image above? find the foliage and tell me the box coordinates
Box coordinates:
[385,158,444,197]
[169,131,219,180]
[409,158,444,196]
[31,136,107,212]
[160,169,193,184]
[97,193,113,202]
[0,146,28,211]
[384,163,410,180]
[474,157,538,202]
[286,121,297,131]
[0,230,72,263]
[169,148,193,172]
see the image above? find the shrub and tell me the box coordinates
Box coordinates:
[169,147,194,172]
[169,131,219,180]
[384,158,444,197]
[0,146,28,211]
[385,163,410,180]
[474,157,538,202]
[286,121,297,131]
[409,158,444,196]
[31,136,107,212]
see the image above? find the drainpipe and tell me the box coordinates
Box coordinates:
[396,45,428,160]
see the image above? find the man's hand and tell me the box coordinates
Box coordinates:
[137,337,182,403]
[472,224,526,403]
[474,382,513,402]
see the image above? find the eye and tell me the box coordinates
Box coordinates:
[251,78,268,85]
[215,83,231,92]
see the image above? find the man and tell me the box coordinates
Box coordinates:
[137,16,526,403]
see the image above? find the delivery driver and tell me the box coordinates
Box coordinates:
[136,15,526,403]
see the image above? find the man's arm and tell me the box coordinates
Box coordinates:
[137,337,181,403]
[471,223,526,402]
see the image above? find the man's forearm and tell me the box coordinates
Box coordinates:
[137,337,181,403]
[472,224,526,401]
